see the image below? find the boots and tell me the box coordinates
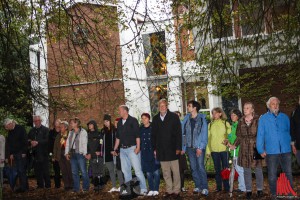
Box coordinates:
[246,192,252,199]
[257,190,264,197]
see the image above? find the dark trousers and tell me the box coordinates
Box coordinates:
[179,154,187,188]
[266,152,293,195]
[211,151,229,191]
[34,159,51,188]
[14,153,28,191]
[59,155,73,189]
[52,160,61,188]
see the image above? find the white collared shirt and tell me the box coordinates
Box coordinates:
[122,119,126,125]
[160,112,167,121]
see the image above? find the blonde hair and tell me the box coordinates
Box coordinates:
[211,107,227,121]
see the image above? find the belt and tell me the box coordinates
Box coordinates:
[120,145,135,149]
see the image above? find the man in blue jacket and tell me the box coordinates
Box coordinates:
[182,100,208,196]
[256,97,293,199]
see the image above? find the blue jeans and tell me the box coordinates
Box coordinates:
[266,153,293,195]
[146,169,160,191]
[211,151,230,191]
[187,148,208,190]
[70,153,90,192]
[120,146,147,190]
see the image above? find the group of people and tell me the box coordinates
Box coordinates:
[1,96,299,200]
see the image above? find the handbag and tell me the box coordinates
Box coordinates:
[253,147,264,160]
[68,132,79,159]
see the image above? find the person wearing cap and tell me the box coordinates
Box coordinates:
[87,119,104,191]
[140,113,160,196]
[53,121,73,190]
[112,105,147,195]
[101,114,124,192]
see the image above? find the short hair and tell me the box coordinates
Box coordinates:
[187,100,201,112]
[33,115,42,121]
[158,99,168,106]
[69,117,81,126]
[141,113,151,120]
[54,119,62,126]
[230,109,243,119]
[211,107,227,120]
[119,105,129,112]
[266,97,280,109]
[3,118,15,126]
[60,121,69,129]
[174,111,181,117]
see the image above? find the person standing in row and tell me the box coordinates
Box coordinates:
[4,119,28,192]
[87,119,104,191]
[28,115,51,189]
[230,103,264,199]
[152,99,182,198]
[112,105,147,195]
[206,107,231,192]
[182,100,209,196]
[140,113,160,197]
[227,109,245,193]
[257,97,293,200]
[291,95,300,166]
[53,121,73,190]
[49,119,61,189]
[174,111,188,193]
[101,114,124,193]
[65,117,90,193]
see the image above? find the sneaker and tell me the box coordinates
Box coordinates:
[109,187,118,193]
[181,187,187,192]
[153,191,159,196]
[147,191,154,196]
[140,189,148,196]
[116,187,120,192]
[201,189,209,196]
[193,188,200,194]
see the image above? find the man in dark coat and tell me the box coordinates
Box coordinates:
[49,119,61,188]
[291,95,300,166]
[4,118,28,192]
[151,99,182,197]
[28,115,51,188]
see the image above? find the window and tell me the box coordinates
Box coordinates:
[211,0,234,38]
[149,84,168,115]
[142,31,167,76]
[239,0,265,35]
[271,0,297,31]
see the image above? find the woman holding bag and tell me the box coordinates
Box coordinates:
[230,102,264,199]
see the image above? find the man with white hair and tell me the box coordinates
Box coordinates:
[28,115,51,189]
[256,97,293,199]
[4,118,28,192]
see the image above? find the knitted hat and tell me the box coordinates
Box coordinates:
[103,114,111,121]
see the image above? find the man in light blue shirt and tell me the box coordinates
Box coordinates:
[256,97,293,198]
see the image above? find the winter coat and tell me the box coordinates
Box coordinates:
[206,119,231,155]
[28,125,49,161]
[140,124,160,173]
[291,105,300,150]
[182,113,208,151]
[53,131,68,161]
[87,120,103,159]
[235,115,264,168]
[6,124,28,158]
[257,111,291,155]
[101,127,116,163]
[151,110,182,161]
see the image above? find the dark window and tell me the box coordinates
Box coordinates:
[211,0,234,38]
[142,31,167,76]
[239,0,265,35]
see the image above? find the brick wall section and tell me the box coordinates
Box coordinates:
[47,3,124,128]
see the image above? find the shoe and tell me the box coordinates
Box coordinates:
[108,187,118,193]
[163,192,172,198]
[271,194,277,200]
[214,188,222,192]
[181,187,187,192]
[257,190,264,197]
[246,191,252,199]
[140,189,148,196]
[116,187,120,192]
[201,189,209,196]
[153,191,159,196]
[147,191,154,196]
[172,193,180,199]
[193,188,200,194]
